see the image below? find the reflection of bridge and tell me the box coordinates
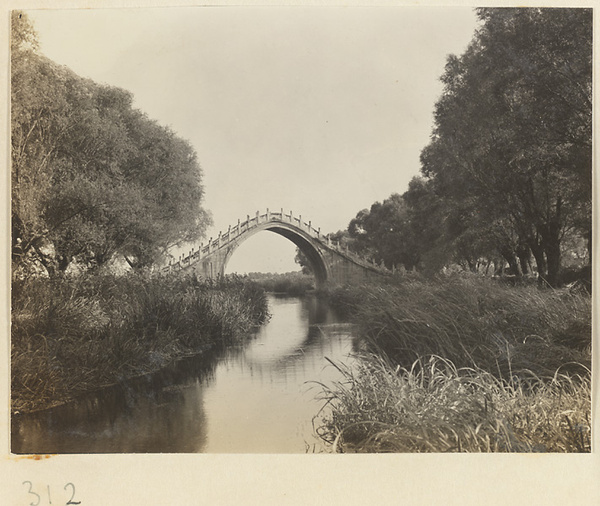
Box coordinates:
[163,209,390,287]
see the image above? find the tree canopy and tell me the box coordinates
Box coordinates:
[347,194,421,271]
[420,7,592,285]
[335,8,591,285]
[11,11,211,277]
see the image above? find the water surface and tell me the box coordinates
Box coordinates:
[12,294,357,453]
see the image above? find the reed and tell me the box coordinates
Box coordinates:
[315,355,591,453]
[322,274,590,380]
[314,274,591,452]
[11,272,269,413]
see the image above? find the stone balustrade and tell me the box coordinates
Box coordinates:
[162,208,390,275]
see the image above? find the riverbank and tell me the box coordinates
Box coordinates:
[315,274,591,452]
[11,273,269,414]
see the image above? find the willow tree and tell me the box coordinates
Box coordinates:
[348,193,422,271]
[11,11,211,276]
[420,8,592,285]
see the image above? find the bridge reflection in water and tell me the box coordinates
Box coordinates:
[164,209,390,287]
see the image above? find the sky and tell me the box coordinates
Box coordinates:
[26,6,480,273]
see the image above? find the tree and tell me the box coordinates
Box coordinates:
[347,194,421,271]
[294,229,354,275]
[11,13,73,274]
[294,248,312,275]
[420,8,592,285]
[11,11,211,277]
[402,176,460,273]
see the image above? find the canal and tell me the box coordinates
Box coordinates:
[12,294,358,453]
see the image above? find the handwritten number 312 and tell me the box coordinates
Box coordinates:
[23,481,81,505]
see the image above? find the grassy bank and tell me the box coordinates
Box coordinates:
[315,275,591,452]
[316,355,591,452]
[11,273,269,414]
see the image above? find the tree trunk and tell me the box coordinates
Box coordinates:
[517,245,531,276]
[501,250,522,277]
[544,238,562,287]
[465,257,478,273]
[529,240,546,280]
[586,229,592,265]
[484,260,493,276]
[540,197,563,287]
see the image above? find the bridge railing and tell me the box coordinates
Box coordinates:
[162,208,389,274]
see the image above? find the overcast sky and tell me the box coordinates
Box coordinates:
[27,6,480,273]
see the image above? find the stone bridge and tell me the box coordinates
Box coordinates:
[163,209,390,287]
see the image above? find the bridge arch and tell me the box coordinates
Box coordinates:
[220,221,330,287]
[167,209,389,287]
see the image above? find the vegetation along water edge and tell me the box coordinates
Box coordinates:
[243,271,315,296]
[314,274,591,452]
[11,273,269,414]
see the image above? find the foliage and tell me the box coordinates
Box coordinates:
[11,273,268,413]
[334,9,591,284]
[294,248,313,275]
[11,11,211,277]
[348,194,421,270]
[419,8,592,285]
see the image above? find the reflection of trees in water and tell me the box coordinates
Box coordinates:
[301,296,363,355]
[351,334,367,355]
[303,294,338,326]
[12,348,226,453]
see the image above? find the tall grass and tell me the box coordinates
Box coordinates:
[11,272,269,413]
[315,274,591,452]
[322,274,590,380]
[316,356,591,453]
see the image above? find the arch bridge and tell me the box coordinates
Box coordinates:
[163,209,390,287]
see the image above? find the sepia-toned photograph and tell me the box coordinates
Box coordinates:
[9,3,592,460]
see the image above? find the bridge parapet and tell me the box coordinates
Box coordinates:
[162,209,391,281]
